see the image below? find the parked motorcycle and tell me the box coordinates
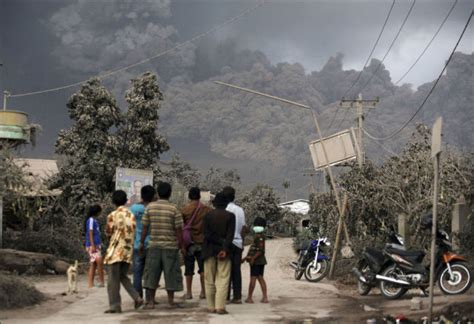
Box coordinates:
[352,227,406,295]
[290,237,331,282]
[356,215,472,299]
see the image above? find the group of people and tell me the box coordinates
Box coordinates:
[84,182,269,315]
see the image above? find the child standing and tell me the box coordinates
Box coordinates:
[244,217,268,303]
[85,204,105,288]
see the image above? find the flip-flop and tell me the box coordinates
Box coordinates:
[168,303,185,309]
[135,299,144,309]
[104,309,121,314]
[216,309,229,315]
[143,303,155,310]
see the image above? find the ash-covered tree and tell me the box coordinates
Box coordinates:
[239,184,281,229]
[53,78,122,218]
[162,154,200,188]
[53,72,171,220]
[118,72,169,181]
[200,167,241,193]
[307,124,473,252]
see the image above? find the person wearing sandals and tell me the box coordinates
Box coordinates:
[243,217,269,304]
[131,185,155,298]
[139,182,185,309]
[85,204,105,288]
[202,192,236,315]
[181,187,212,300]
[103,190,143,313]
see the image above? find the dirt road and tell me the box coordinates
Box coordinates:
[1,238,472,323]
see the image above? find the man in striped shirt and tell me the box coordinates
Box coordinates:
[139,182,185,309]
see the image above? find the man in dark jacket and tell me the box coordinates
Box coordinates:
[202,192,235,315]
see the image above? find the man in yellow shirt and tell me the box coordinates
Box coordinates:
[104,190,143,313]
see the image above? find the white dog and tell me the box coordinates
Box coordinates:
[67,260,79,294]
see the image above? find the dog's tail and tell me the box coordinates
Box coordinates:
[74,260,78,268]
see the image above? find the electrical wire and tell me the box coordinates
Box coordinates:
[343,0,396,98]
[324,0,396,134]
[394,0,458,85]
[9,0,267,98]
[364,129,397,155]
[356,0,417,95]
[362,9,473,141]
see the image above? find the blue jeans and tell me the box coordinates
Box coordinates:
[133,250,146,298]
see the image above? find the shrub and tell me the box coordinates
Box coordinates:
[0,273,44,309]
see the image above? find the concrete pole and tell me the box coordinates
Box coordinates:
[3,91,10,111]
[452,195,468,250]
[356,94,364,164]
[0,196,3,248]
[398,213,408,248]
[428,153,440,323]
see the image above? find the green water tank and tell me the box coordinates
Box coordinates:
[0,110,30,142]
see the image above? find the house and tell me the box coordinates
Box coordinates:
[279,199,311,233]
[13,158,61,196]
[278,199,310,215]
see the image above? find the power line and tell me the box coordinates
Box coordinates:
[394,0,458,85]
[363,10,473,141]
[8,0,266,98]
[356,0,417,95]
[364,129,397,155]
[343,0,396,98]
[325,0,396,134]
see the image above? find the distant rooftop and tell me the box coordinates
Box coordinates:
[279,199,310,215]
[13,158,60,196]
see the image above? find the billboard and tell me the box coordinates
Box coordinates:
[115,167,154,205]
[309,129,357,170]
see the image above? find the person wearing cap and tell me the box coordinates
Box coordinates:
[201,192,236,315]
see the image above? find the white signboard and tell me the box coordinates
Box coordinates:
[116,167,154,205]
[309,130,357,170]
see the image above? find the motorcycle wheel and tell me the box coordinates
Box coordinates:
[294,269,304,280]
[438,262,472,295]
[379,265,407,299]
[357,261,372,296]
[304,259,329,283]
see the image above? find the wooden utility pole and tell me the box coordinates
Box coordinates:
[340,94,378,165]
[214,81,353,279]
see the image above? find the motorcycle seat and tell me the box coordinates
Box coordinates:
[386,246,425,260]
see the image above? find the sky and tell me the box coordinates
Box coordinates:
[0,0,472,158]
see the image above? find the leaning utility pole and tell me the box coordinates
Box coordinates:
[340,94,378,165]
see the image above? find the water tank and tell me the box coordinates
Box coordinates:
[0,110,31,143]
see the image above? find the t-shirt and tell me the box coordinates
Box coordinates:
[85,217,101,247]
[142,200,183,249]
[226,202,246,249]
[130,203,150,250]
[104,206,136,265]
[247,233,267,265]
[181,200,212,244]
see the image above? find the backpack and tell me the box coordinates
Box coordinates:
[183,202,201,248]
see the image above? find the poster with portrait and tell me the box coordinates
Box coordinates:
[115,167,154,206]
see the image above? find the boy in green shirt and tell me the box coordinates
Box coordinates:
[243,217,268,304]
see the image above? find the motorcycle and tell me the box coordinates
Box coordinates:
[290,237,331,282]
[352,227,406,295]
[378,225,472,299]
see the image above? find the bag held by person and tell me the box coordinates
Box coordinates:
[183,202,201,248]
